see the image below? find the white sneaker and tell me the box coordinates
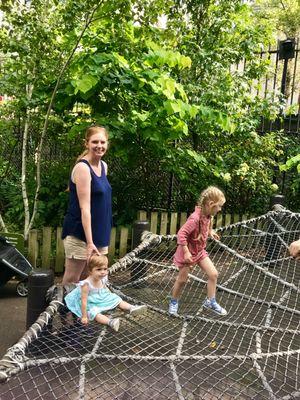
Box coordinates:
[169,300,179,315]
[203,298,227,316]
[109,318,120,332]
[130,305,147,316]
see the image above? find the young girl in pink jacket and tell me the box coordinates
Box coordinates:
[169,186,227,316]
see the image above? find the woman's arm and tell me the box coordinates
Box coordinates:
[81,283,89,324]
[74,163,99,258]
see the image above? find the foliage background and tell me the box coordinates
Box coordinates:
[0,0,299,232]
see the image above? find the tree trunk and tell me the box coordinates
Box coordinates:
[0,213,7,232]
[21,84,33,240]
[24,3,103,239]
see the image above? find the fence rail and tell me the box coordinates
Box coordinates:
[0,211,254,274]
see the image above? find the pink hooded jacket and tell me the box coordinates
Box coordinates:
[173,206,211,267]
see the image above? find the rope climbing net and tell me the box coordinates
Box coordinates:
[0,207,300,399]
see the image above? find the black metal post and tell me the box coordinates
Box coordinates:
[264,195,285,263]
[270,194,285,208]
[26,269,54,329]
[273,39,296,187]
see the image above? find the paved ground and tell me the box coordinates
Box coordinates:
[0,279,27,358]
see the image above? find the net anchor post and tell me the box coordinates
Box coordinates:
[270,194,285,211]
[264,194,285,263]
[26,269,54,329]
[130,220,150,286]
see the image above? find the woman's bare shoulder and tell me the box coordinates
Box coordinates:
[72,161,90,183]
[101,160,108,174]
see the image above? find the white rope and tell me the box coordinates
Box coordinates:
[253,359,277,400]
[0,208,299,400]
[169,362,185,400]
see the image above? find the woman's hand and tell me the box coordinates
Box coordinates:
[81,316,88,325]
[86,243,100,260]
[210,229,220,241]
[289,239,300,259]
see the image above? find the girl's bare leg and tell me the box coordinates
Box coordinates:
[94,313,110,325]
[118,301,132,311]
[95,313,120,331]
[118,301,147,316]
[199,257,218,299]
[171,266,190,300]
[62,258,86,285]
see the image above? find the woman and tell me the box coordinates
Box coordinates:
[61,125,112,285]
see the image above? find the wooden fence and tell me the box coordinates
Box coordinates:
[1,211,254,274]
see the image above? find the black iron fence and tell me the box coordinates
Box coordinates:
[256,38,299,135]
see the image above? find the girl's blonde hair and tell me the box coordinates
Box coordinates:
[196,186,225,241]
[197,186,225,207]
[76,125,109,162]
[88,254,108,273]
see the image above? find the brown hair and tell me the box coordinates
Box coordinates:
[87,254,108,273]
[76,125,109,162]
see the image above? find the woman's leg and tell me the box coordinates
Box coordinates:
[198,257,218,299]
[62,258,87,285]
[171,265,191,300]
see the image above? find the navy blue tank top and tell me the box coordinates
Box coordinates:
[62,160,112,247]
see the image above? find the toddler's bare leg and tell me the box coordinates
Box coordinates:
[118,301,132,311]
[94,313,110,325]
[94,314,120,332]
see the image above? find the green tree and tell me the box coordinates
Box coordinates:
[0,0,198,229]
[158,0,284,213]
[254,0,300,38]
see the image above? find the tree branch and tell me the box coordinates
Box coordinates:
[0,213,7,232]
[26,1,104,237]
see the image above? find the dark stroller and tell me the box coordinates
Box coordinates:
[0,235,33,297]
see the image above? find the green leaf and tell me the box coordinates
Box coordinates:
[164,100,182,115]
[186,149,207,164]
[91,53,112,65]
[74,74,98,94]
[132,110,149,122]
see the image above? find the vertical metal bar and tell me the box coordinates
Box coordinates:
[287,39,298,133]
[270,45,280,133]
[280,58,289,96]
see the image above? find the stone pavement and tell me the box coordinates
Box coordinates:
[0,279,27,358]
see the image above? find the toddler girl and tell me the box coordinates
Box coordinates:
[65,254,147,331]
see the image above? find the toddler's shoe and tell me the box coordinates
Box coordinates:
[130,305,147,316]
[168,299,179,315]
[108,318,120,332]
[203,298,227,316]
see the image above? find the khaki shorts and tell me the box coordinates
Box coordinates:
[63,235,108,260]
